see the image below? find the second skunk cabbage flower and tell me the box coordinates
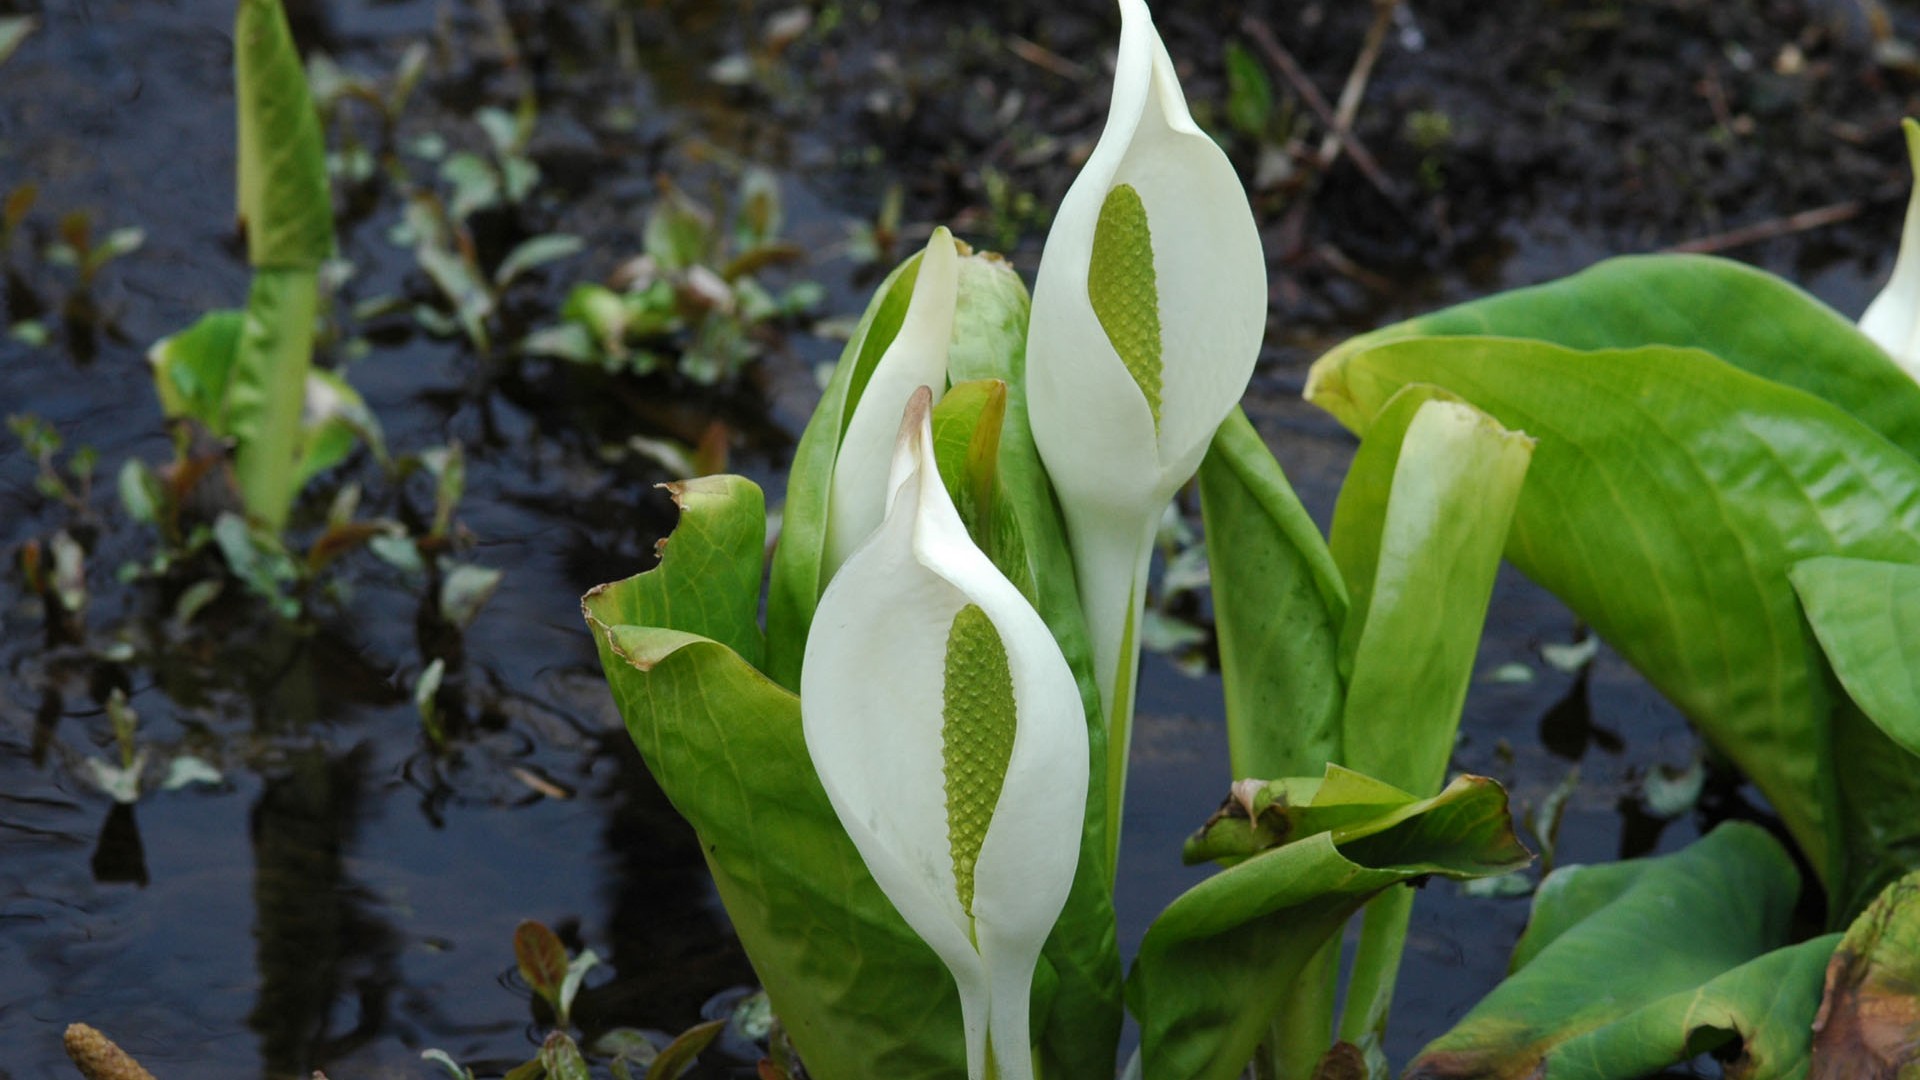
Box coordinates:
[1862,118,1920,380]
[802,388,1088,1080]
[823,227,962,579]
[1025,0,1266,842]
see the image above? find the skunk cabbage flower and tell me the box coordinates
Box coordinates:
[802,388,1089,1080]
[824,227,962,579]
[1862,118,1920,380]
[1025,0,1266,827]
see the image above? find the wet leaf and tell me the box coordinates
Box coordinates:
[1130,769,1530,1080]
[514,919,569,1006]
[648,1019,727,1080]
[1407,823,1811,1080]
[557,947,598,1019]
[49,529,86,613]
[1810,871,1920,1078]
[590,1028,657,1065]
[148,310,243,430]
[0,19,31,69]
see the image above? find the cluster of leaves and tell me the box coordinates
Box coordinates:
[1307,252,1920,1076]
[523,171,823,384]
[421,920,776,1080]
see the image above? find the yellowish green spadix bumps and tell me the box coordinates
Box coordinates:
[943,603,1017,919]
[1088,183,1164,429]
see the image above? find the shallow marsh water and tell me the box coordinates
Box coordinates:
[2,0,1917,1076]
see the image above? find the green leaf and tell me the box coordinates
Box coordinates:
[228,267,320,529]
[766,250,924,689]
[494,233,584,289]
[584,475,965,1079]
[586,476,766,671]
[148,310,244,430]
[1332,386,1533,796]
[1530,934,1839,1080]
[1809,870,1920,1077]
[1407,823,1806,1079]
[1308,336,1920,896]
[647,1018,727,1080]
[1790,556,1920,758]
[1197,407,1348,781]
[1130,770,1530,1080]
[235,0,334,268]
[295,368,380,486]
[1325,253,1920,459]
[1223,40,1273,138]
[1326,387,1532,1053]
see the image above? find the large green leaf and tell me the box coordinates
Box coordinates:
[235,0,333,269]
[1407,822,1807,1080]
[1307,336,1920,895]
[584,475,965,1079]
[227,268,319,530]
[1790,556,1920,759]
[766,252,923,689]
[1197,407,1348,781]
[1326,254,1920,458]
[1129,770,1530,1080]
[940,256,1123,1080]
[1810,870,1920,1078]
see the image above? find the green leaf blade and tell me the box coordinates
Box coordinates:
[235,0,334,269]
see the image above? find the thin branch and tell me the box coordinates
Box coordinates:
[1664,201,1862,255]
[1239,14,1400,204]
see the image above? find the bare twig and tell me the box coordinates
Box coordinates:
[1664,201,1862,255]
[1240,14,1400,204]
[1317,1,1395,168]
[1007,35,1091,82]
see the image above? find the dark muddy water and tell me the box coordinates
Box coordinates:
[2,1,1916,1076]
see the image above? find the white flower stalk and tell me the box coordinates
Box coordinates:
[1026,0,1266,850]
[802,388,1089,1080]
[1862,117,1920,380]
[824,227,962,580]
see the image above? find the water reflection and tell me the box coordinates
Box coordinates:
[91,803,148,887]
[247,744,400,1078]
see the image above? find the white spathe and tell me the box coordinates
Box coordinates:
[824,227,962,580]
[1862,118,1920,380]
[802,389,1089,1080]
[1025,0,1266,840]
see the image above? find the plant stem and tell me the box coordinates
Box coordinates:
[1338,883,1415,1055]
